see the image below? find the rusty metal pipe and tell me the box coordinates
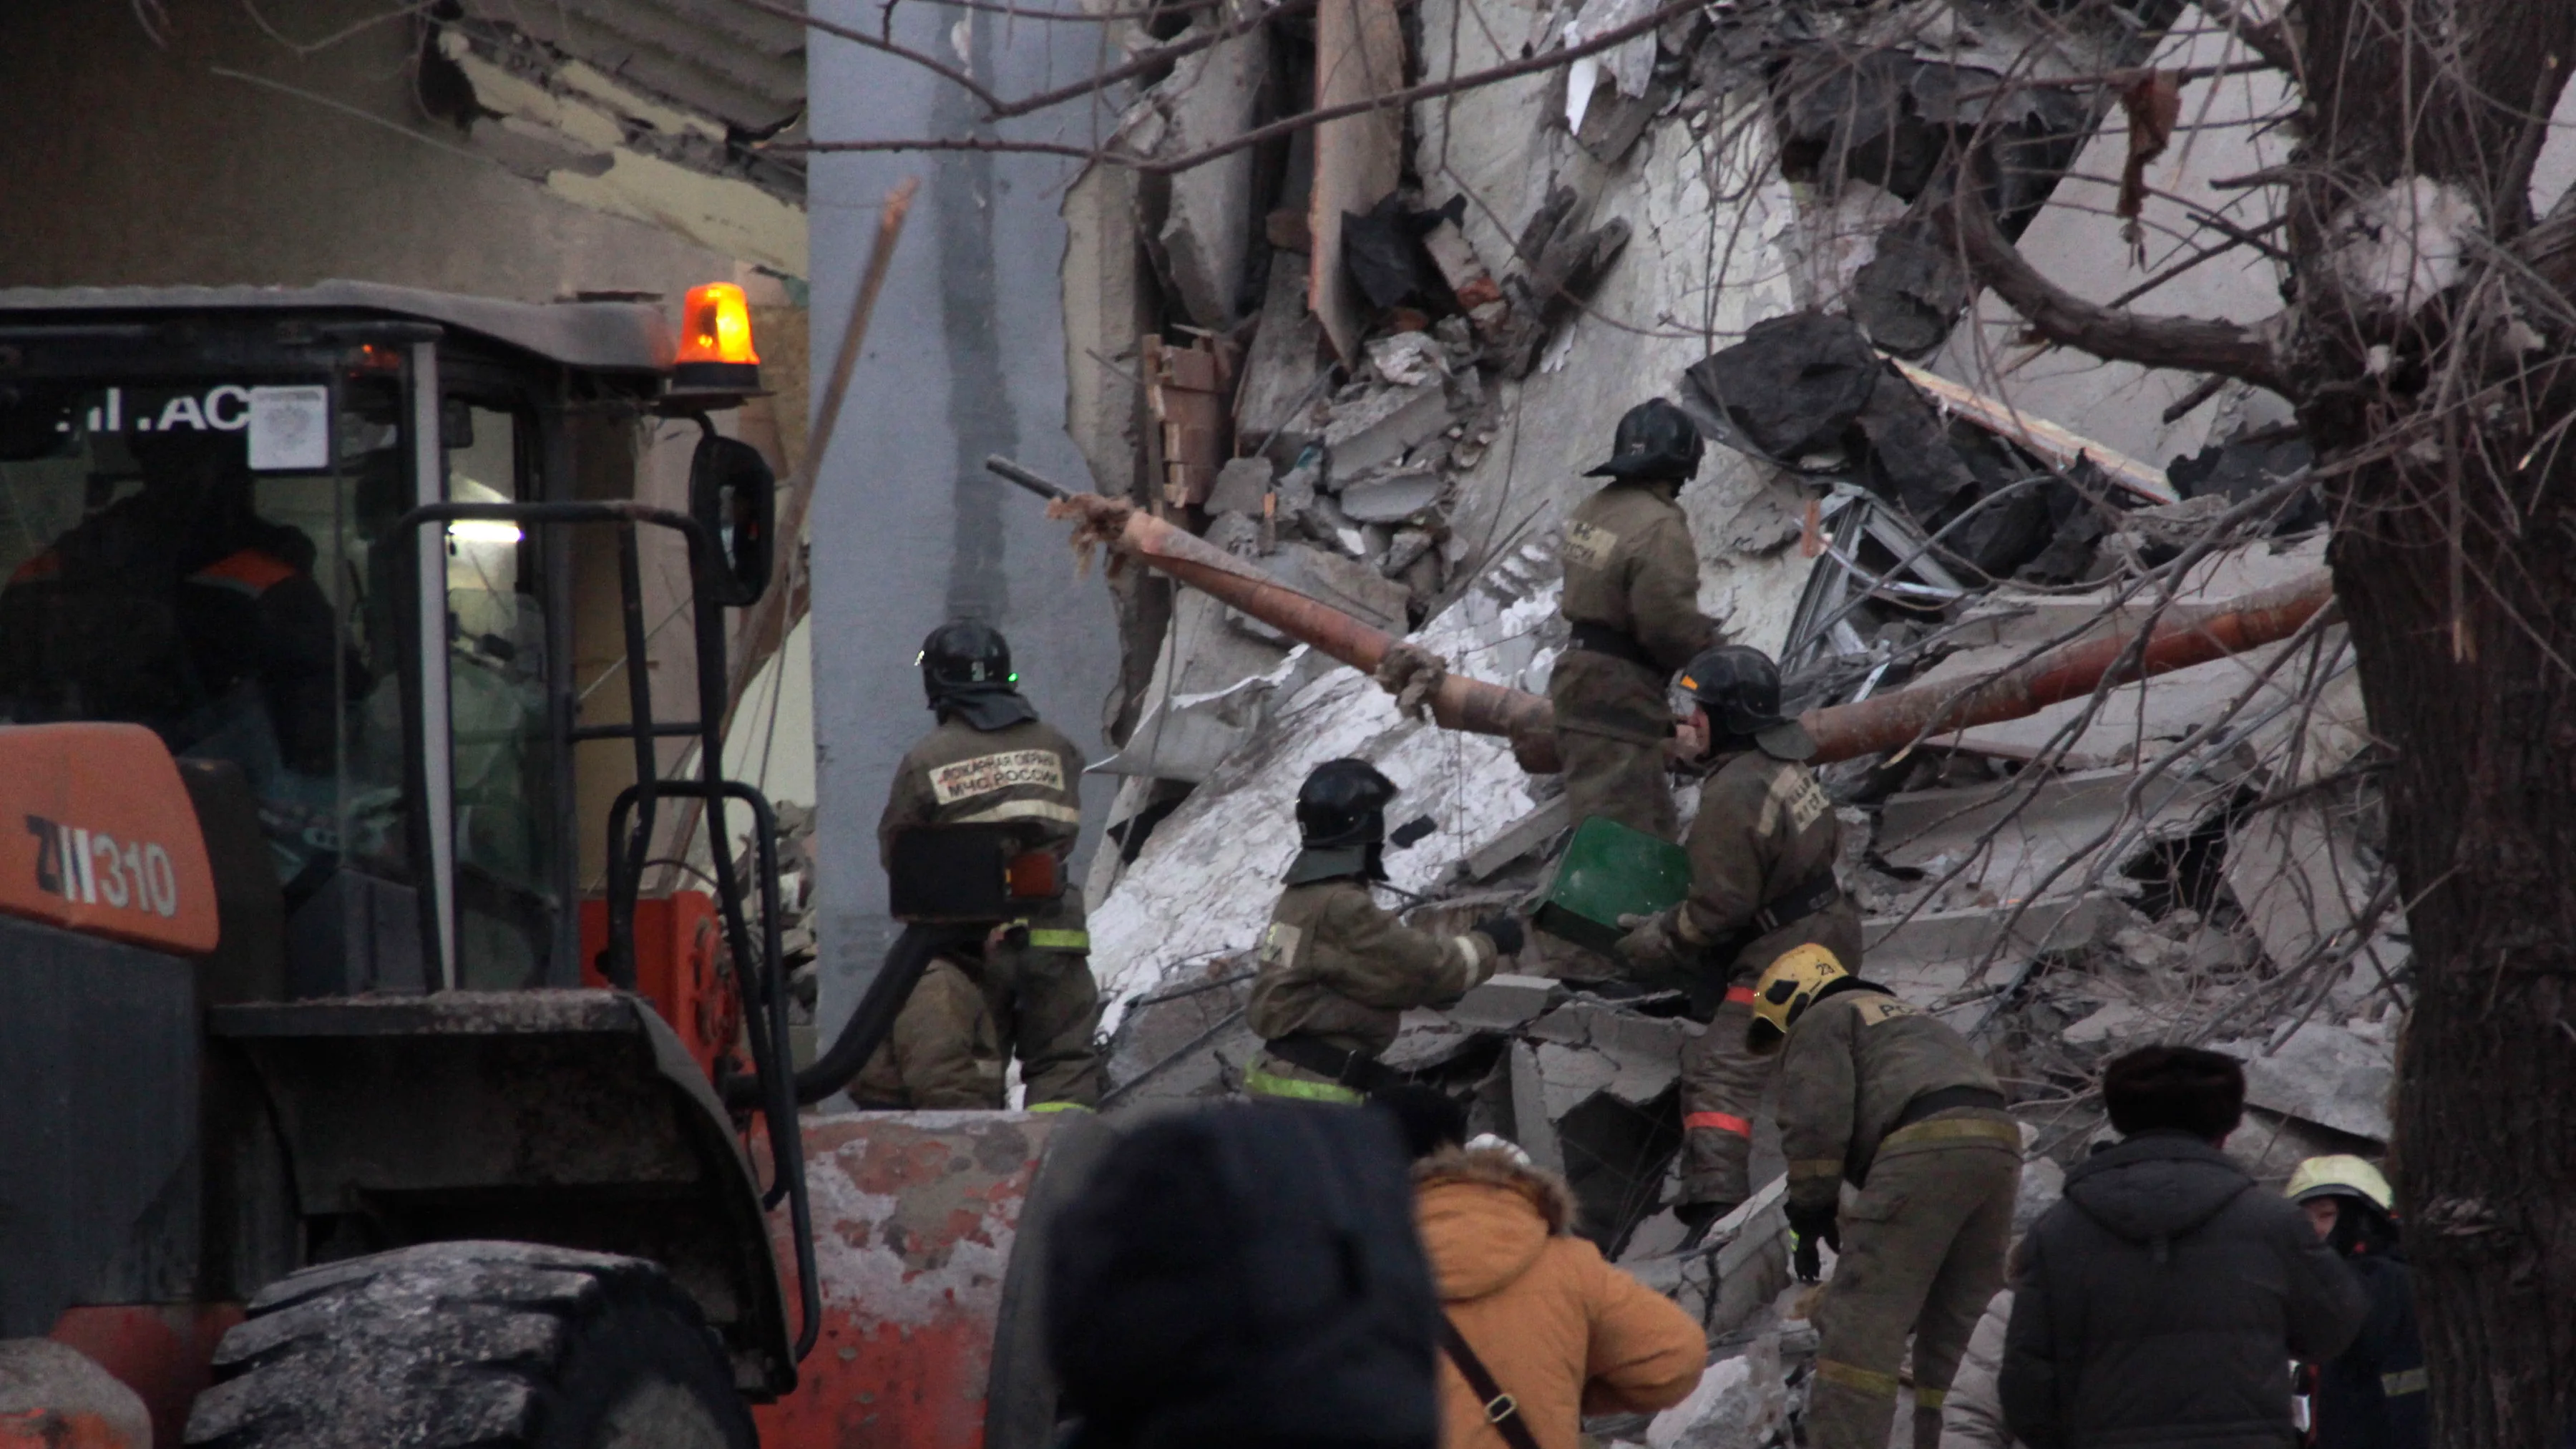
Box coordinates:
[997,457,2336,774]
[1001,459,1556,752]
[1800,569,2338,761]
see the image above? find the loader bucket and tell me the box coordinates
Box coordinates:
[755,1110,1112,1449]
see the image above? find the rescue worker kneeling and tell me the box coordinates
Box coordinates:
[1755,945,2020,1449]
[855,620,1103,1111]
[1246,759,1523,1103]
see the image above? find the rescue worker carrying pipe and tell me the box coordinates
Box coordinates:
[1752,945,2021,1449]
[1614,645,1862,1234]
[1244,759,1523,1103]
[858,621,1103,1110]
[1552,399,1719,839]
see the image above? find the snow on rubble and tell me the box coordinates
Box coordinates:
[1089,582,1554,1028]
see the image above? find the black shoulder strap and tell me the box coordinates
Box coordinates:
[1438,1317,1544,1449]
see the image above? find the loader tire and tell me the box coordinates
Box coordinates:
[184,1240,756,1449]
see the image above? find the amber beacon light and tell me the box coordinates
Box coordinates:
[673,282,761,391]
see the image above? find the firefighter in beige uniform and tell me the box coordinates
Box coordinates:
[1551,399,1719,841]
[1753,945,2019,1449]
[1244,759,1523,1102]
[1617,645,1864,1236]
[856,621,1103,1110]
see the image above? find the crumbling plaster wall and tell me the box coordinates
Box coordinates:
[0,1,748,302]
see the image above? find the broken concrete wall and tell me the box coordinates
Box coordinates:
[1073,0,2408,1372]
[1310,0,1409,360]
[1063,161,1159,502]
[1155,20,1272,331]
[0,1,768,297]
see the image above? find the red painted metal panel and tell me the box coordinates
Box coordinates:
[756,1111,1060,1449]
[48,1304,241,1449]
[577,892,741,1079]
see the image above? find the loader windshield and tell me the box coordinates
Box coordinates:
[0,374,410,890]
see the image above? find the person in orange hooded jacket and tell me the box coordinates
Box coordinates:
[1413,1140,1707,1449]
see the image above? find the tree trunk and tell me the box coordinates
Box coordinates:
[2287,1,2576,1438]
[2320,435,2576,1448]
[1948,0,2576,1435]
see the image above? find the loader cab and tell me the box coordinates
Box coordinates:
[0,283,731,1000]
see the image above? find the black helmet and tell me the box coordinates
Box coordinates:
[1679,644,1815,759]
[1584,399,1704,482]
[1296,758,1398,849]
[919,620,1015,704]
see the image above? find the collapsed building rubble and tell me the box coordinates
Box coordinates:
[1050,0,2402,1432]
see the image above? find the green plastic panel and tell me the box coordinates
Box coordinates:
[1533,815,1692,955]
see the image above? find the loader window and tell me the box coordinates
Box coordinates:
[444,400,557,987]
[0,376,409,892]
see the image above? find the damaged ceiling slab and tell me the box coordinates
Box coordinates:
[430,3,809,275]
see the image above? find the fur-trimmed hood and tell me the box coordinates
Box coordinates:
[1414,1146,1576,1302]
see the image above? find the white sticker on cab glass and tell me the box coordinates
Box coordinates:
[248,386,331,472]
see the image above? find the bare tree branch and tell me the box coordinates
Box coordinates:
[790,0,1704,176]
[1133,0,1704,175]
[2188,0,2297,74]
[783,134,1110,160]
[733,0,1320,123]
[731,0,1003,113]
[985,0,1319,119]
[1938,172,2293,395]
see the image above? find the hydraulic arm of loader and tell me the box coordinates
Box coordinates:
[988,456,2338,770]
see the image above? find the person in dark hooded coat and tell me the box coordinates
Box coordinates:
[1999,1046,2366,1449]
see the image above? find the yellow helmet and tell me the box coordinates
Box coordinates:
[2286,1155,2394,1213]
[1745,944,1851,1055]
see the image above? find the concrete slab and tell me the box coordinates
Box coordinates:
[1234,252,1327,446]
[1466,796,1572,879]
[1340,467,1445,522]
[1863,893,2126,998]
[1267,540,1415,629]
[1309,0,1405,361]
[1155,24,1268,329]
[1509,1040,1568,1174]
[2223,794,2402,990]
[2218,1021,2395,1142]
[1447,972,1566,1028]
[1878,769,2223,904]
[1206,456,1274,515]
[1060,161,1153,498]
[1323,381,1452,479]
[1931,21,2296,465]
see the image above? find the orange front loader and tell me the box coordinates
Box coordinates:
[0,284,1079,1449]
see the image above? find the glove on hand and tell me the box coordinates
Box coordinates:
[1785,1199,1840,1282]
[1614,909,1686,971]
[1473,914,1526,960]
[1373,641,1450,721]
